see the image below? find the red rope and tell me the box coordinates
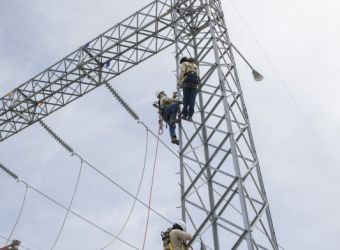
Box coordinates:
[141,126,161,250]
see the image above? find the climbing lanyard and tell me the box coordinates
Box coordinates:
[158,115,164,135]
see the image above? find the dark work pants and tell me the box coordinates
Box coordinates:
[182,86,197,118]
[165,103,179,138]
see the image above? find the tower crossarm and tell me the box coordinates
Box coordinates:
[0,0,189,142]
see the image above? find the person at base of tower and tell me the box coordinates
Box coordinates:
[177,57,200,122]
[162,220,193,250]
[155,90,182,145]
[0,239,21,250]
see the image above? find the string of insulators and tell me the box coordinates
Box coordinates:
[38,121,74,155]
[104,83,140,121]
[0,162,19,180]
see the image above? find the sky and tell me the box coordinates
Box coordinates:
[0,0,340,249]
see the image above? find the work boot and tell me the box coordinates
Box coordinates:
[171,137,179,145]
[170,117,180,124]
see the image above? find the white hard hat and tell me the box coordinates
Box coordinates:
[177,220,187,232]
[155,90,165,98]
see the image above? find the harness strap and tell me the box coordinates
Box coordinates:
[185,70,198,76]
[158,115,164,135]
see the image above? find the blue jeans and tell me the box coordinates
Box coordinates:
[165,103,179,138]
[182,87,197,118]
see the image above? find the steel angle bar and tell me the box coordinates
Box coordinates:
[182,134,230,198]
[0,0,186,141]
[180,95,224,153]
[215,216,245,236]
[190,120,229,135]
[184,208,215,250]
[182,142,205,156]
[188,177,238,245]
[182,162,211,216]
[216,222,243,237]
[231,229,249,250]
[256,243,270,250]
[181,128,206,167]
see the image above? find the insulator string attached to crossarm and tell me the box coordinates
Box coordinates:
[105,82,140,121]
[37,119,172,225]
[0,162,19,181]
[38,121,74,155]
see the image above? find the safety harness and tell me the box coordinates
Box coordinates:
[183,62,200,87]
[153,100,166,134]
[161,228,191,250]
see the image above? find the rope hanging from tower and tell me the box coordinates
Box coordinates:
[100,125,150,250]
[141,125,161,250]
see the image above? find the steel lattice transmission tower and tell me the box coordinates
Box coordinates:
[0,0,278,249]
[173,1,278,249]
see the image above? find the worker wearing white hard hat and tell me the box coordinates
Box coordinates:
[155,90,181,145]
[163,220,193,250]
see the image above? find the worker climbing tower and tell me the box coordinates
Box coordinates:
[173,0,278,249]
[0,0,278,249]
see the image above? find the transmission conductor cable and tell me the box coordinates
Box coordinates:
[229,0,340,177]
[100,128,150,250]
[0,162,139,250]
[7,103,171,226]
[0,234,31,250]
[50,159,84,250]
[4,178,28,246]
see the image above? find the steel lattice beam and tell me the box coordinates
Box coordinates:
[173,0,279,249]
[0,0,185,141]
[0,0,279,249]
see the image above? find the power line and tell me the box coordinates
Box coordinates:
[100,129,150,250]
[0,234,31,250]
[0,163,139,250]
[0,162,19,180]
[228,0,340,176]
[37,119,173,224]
[5,185,28,245]
[102,86,272,248]
[105,83,140,121]
[22,180,140,250]
[50,159,83,249]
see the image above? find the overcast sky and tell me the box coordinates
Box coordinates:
[1,0,340,249]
